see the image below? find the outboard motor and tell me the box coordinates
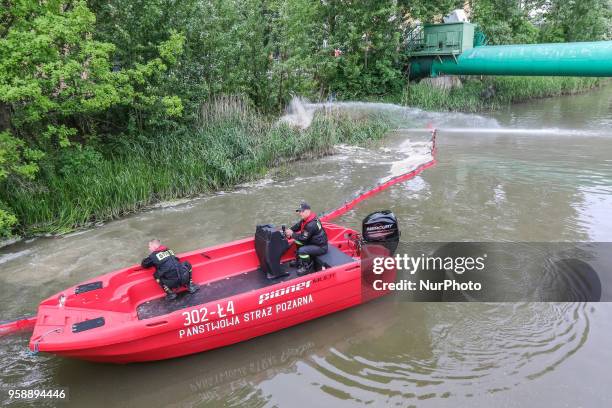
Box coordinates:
[255,224,290,279]
[362,210,400,255]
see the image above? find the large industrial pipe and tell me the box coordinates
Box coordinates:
[418,41,612,78]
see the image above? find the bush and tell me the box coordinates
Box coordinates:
[58,146,105,178]
[0,201,17,238]
[0,99,389,236]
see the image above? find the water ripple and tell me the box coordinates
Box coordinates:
[301,302,590,403]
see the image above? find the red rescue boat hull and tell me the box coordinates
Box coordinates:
[28,222,392,363]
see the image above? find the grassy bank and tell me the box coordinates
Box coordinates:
[401,76,606,112]
[0,102,390,237]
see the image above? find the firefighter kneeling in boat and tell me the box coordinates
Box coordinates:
[284,202,328,276]
[141,239,199,300]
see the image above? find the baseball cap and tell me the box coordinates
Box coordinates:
[295,201,311,212]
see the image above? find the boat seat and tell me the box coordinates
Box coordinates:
[314,244,355,270]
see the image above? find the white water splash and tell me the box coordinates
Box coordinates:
[151,197,197,210]
[277,97,317,129]
[401,127,611,137]
[236,177,275,189]
[383,138,434,183]
[278,98,502,130]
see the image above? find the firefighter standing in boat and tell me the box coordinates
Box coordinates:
[284,202,328,276]
[141,239,199,300]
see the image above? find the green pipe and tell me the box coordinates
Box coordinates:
[427,41,612,77]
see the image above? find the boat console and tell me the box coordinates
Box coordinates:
[255,224,290,279]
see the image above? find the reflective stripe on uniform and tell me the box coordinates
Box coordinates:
[295,240,303,245]
[298,254,310,259]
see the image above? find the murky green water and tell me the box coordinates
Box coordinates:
[1,86,611,407]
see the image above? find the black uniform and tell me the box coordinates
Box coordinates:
[290,214,328,262]
[141,246,191,289]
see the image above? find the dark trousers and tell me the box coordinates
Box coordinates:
[159,262,192,289]
[159,276,181,289]
[296,244,327,263]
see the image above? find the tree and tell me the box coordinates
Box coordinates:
[400,0,465,23]
[277,0,405,99]
[469,0,540,44]
[0,0,185,236]
[538,0,612,42]
[0,0,184,156]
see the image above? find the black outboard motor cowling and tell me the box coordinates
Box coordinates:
[255,224,290,279]
[362,210,400,255]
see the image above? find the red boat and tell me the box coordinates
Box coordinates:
[28,218,397,363]
[24,130,436,363]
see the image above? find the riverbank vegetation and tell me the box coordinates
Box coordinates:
[1,98,389,236]
[1,0,610,237]
[402,77,605,112]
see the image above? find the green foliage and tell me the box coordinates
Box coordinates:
[324,1,405,97]
[1,0,610,238]
[91,0,407,110]
[90,0,275,114]
[0,202,18,238]
[403,0,465,22]
[467,0,611,44]
[0,101,389,236]
[57,145,104,177]
[0,131,45,180]
[469,0,540,44]
[402,76,603,112]
[2,1,114,136]
[0,0,184,144]
[538,0,612,43]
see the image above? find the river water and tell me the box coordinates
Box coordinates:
[1,86,611,407]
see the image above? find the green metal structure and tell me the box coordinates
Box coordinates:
[406,22,612,79]
[406,22,475,56]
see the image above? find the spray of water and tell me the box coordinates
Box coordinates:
[399,127,609,137]
[278,97,608,138]
[278,97,501,130]
[277,97,317,130]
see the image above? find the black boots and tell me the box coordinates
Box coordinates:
[163,282,197,301]
[296,259,314,276]
[187,279,199,294]
[163,285,178,301]
[185,267,199,294]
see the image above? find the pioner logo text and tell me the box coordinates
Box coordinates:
[258,280,312,304]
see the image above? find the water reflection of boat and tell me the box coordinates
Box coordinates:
[54,299,422,407]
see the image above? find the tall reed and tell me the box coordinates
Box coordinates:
[0,97,390,236]
[402,76,604,112]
